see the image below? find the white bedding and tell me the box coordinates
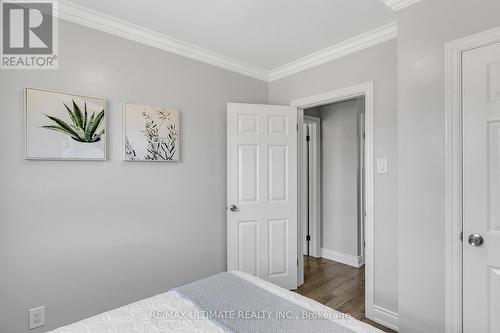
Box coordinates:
[49,271,382,333]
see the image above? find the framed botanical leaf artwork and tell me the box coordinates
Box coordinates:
[25,88,106,160]
[123,103,180,162]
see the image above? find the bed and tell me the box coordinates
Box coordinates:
[49,271,382,333]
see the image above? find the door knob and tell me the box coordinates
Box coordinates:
[229,205,238,212]
[468,234,484,247]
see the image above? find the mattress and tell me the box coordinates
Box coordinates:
[49,271,382,333]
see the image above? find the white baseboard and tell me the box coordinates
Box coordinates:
[373,305,399,331]
[320,248,363,268]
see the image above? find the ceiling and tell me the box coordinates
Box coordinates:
[66,0,395,71]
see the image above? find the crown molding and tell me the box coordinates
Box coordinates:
[383,0,421,11]
[267,22,397,82]
[57,0,268,81]
[57,1,397,83]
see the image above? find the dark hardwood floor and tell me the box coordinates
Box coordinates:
[294,256,396,333]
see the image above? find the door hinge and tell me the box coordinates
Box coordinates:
[306,235,311,241]
[296,123,299,131]
[306,135,311,142]
[363,241,366,248]
[363,132,366,140]
[460,231,463,242]
[297,258,299,266]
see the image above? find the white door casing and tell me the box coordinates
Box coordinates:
[291,82,375,319]
[462,41,500,333]
[358,107,366,265]
[302,116,321,258]
[227,103,298,289]
[301,122,310,256]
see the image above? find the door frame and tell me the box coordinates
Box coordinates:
[302,115,321,258]
[291,81,375,319]
[445,25,500,333]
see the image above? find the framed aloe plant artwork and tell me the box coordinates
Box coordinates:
[25,88,106,160]
[123,103,180,162]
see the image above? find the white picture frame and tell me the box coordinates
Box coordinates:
[123,103,180,162]
[25,88,107,160]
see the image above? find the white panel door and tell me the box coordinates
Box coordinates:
[463,41,500,333]
[227,103,297,289]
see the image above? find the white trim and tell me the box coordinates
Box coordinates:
[320,248,363,268]
[373,305,399,331]
[445,26,500,333]
[297,108,306,286]
[56,1,396,83]
[268,22,397,82]
[300,119,308,256]
[303,116,321,258]
[291,81,375,320]
[57,0,268,81]
[357,100,366,269]
[383,0,421,11]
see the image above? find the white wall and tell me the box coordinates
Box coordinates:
[0,20,267,333]
[312,99,362,258]
[269,40,398,315]
[397,0,500,332]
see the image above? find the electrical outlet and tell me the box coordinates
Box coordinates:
[29,306,45,329]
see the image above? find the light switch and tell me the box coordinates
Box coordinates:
[376,158,388,174]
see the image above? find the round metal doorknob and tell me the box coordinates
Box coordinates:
[229,205,238,212]
[468,234,484,247]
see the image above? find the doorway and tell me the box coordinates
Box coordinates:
[297,96,372,322]
[301,99,365,267]
[225,82,375,319]
[291,82,375,320]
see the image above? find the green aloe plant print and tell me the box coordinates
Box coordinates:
[42,100,105,143]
